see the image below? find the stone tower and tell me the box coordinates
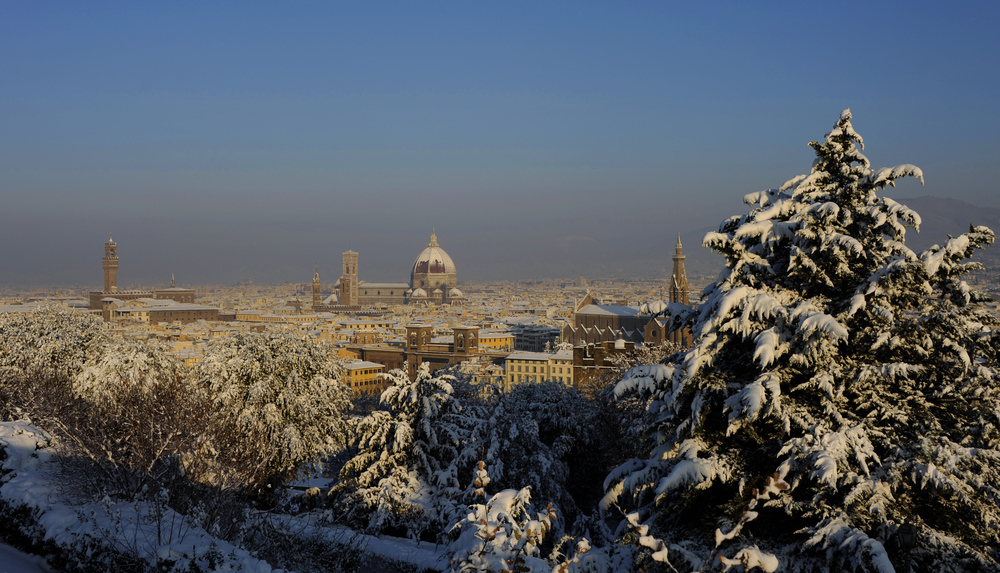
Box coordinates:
[103,235,118,293]
[340,250,359,306]
[312,266,322,308]
[669,234,692,347]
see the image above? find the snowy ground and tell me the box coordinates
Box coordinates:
[0,543,52,573]
[0,419,454,572]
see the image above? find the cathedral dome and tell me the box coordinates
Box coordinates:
[410,229,458,289]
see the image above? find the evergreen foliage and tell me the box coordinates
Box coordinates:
[193,331,352,492]
[336,363,475,536]
[469,381,610,525]
[609,110,1000,571]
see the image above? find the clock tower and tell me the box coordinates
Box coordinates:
[103,235,118,293]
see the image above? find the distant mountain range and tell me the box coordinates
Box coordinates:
[678,195,1000,279]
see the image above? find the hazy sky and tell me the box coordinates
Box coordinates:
[2,2,999,288]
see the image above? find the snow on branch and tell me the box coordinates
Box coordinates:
[863,164,925,188]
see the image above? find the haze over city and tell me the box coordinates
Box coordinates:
[2,2,999,287]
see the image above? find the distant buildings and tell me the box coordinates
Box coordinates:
[87,236,208,321]
[504,349,574,390]
[343,360,388,396]
[64,227,702,388]
[315,229,465,310]
[562,234,693,348]
[346,323,497,381]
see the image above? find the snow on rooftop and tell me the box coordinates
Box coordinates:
[345,360,385,370]
[575,304,640,316]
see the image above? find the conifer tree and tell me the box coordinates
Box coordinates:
[337,363,474,536]
[607,110,1000,571]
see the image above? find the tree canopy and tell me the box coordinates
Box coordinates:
[610,109,1000,572]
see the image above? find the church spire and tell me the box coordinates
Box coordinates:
[671,234,688,297]
[429,228,439,247]
[669,233,692,347]
[314,265,320,281]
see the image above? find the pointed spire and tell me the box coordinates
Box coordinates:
[314,265,320,281]
[671,231,689,305]
[429,228,439,247]
[108,233,114,244]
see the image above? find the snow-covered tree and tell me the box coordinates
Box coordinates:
[468,381,610,527]
[447,480,557,573]
[74,337,183,409]
[0,306,107,418]
[193,332,351,491]
[336,363,475,537]
[607,110,1000,571]
[70,337,206,494]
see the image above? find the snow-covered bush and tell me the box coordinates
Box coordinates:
[447,484,556,573]
[0,306,107,420]
[67,337,210,497]
[607,110,1000,571]
[0,420,278,573]
[193,331,352,492]
[336,363,476,538]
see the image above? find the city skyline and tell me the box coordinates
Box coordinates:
[3,2,999,286]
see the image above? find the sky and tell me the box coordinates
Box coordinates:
[2,1,999,288]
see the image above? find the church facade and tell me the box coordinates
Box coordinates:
[562,233,693,348]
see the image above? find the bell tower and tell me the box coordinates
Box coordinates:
[103,235,118,293]
[669,234,692,346]
[340,250,359,306]
[312,266,322,308]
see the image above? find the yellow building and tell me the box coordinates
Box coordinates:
[504,349,574,391]
[343,360,388,396]
[478,329,515,352]
[110,299,220,325]
[337,318,397,330]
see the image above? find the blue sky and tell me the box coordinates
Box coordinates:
[2,2,998,286]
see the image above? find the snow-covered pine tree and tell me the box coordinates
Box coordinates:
[336,363,475,537]
[193,331,351,491]
[466,380,610,529]
[607,110,1000,571]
